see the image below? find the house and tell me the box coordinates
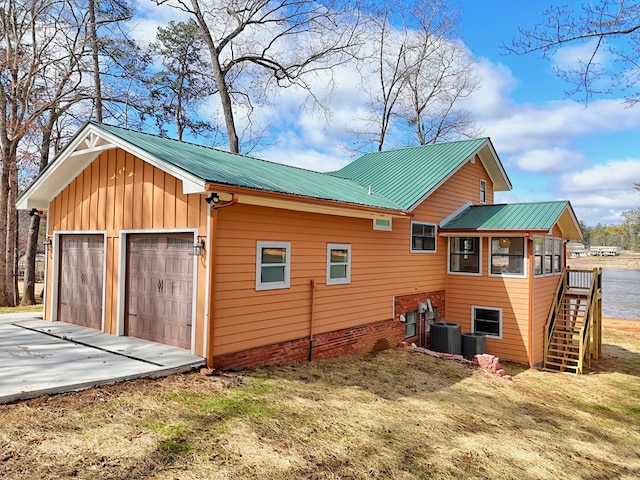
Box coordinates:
[17,121,587,371]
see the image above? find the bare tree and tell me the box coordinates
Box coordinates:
[354,0,478,151]
[400,32,479,145]
[157,0,365,154]
[0,0,94,306]
[508,1,640,104]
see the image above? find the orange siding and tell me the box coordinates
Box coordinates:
[445,237,531,364]
[46,149,208,355]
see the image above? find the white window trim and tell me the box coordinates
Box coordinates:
[256,241,291,291]
[533,236,545,277]
[326,243,351,285]
[472,305,503,339]
[447,236,482,276]
[488,236,527,279]
[479,179,487,204]
[410,221,437,253]
[373,218,392,231]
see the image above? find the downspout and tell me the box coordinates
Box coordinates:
[205,194,238,368]
[527,233,534,368]
[309,279,315,362]
[206,205,217,368]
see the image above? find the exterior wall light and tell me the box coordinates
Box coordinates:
[205,192,220,205]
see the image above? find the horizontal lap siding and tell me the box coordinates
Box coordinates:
[46,149,208,355]
[445,237,531,363]
[213,204,446,356]
[532,274,562,365]
[211,158,491,357]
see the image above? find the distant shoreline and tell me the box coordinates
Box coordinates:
[566,252,640,270]
[603,317,640,332]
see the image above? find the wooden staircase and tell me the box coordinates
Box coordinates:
[543,267,603,374]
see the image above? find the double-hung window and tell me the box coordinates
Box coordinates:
[544,237,553,275]
[405,311,417,338]
[411,222,436,252]
[327,243,351,285]
[479,179,487,204]
[553,238,563,274]
[256,241,291,290]
[449,237,480,274]
[490,237,525,276]
[472,306,502,338]
[533,237,544,276]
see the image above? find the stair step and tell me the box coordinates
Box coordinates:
[546,349,579,357]
[544,360,579,369]
[540,366,579,374]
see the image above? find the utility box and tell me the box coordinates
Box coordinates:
[462,332,486,360]
[430,322,461,354]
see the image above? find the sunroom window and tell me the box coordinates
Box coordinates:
[534,237,544,276]
[490,237,525,276]
[449,237,480,274]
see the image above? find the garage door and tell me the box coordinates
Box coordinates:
[58,234,104,329]
[126,233,194,349]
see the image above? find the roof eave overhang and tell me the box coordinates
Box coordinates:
[205,183,410,220]
[438,229,550,237]
[16,123,208,211]
[476,139,512,192]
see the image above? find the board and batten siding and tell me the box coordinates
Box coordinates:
[45,149,209,354]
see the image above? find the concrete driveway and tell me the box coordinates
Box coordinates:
[0,312,205,404]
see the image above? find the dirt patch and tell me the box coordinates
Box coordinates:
[1,330,639,479]
[567,252,640,270]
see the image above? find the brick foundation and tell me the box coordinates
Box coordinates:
[212,317,405,371]
[394,290,445,346]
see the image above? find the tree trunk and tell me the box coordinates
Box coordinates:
[0,158,10,306]
[8,161,19,305]
[189,0,239,153]
[89,0,103,122]
[21,213,40,305]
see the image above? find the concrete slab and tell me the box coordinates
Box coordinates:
[0,312,205,404]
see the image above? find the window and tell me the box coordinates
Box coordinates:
[449,237,480,274]
[533,237,544,276]
[553,238,563,273]
[490,237,525,276]
[473,306,502,338]
[479,179,487,204]
[405,311,417,338]
[373,218,392,231]
[256,241,291,290]
[544,237,553,275]
[326,243,351,285]
[411,222,436,252]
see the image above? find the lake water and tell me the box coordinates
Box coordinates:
[602,269,640,321]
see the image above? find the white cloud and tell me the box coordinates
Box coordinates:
[514,147,584,174]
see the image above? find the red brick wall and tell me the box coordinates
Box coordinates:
[212,317,406,371]
[394,290,445,346]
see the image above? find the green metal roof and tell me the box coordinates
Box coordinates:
[93,122,402,211]
[441,201,572,231]
[333,138,491,210]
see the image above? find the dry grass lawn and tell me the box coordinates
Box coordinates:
[1,326,639,479]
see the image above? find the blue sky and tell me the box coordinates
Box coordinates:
[133,0,640,227]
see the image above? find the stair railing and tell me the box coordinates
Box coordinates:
[544,268,568,367]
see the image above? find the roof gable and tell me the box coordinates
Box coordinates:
[333,138,512,211]
[440,201,583,240]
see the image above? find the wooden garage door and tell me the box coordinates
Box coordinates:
[58,234,104,329]
[126,233,194,349]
